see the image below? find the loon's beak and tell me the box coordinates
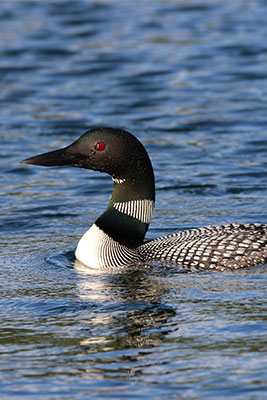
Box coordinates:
[21,146,88,168]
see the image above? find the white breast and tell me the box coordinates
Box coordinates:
[75,223,141,269]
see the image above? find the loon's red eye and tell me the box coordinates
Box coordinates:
[95,142,105,151]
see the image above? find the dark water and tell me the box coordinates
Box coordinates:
[1,0,267,398]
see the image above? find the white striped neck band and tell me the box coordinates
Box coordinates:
[113,199,154,224]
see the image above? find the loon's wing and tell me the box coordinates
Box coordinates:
[137,223,267,270]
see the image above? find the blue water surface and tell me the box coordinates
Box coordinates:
[0,0,267,399]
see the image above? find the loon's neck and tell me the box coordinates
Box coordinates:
[75,158,155,268]
[96,178,155,248]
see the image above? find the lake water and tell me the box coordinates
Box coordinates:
[1,0,267,398]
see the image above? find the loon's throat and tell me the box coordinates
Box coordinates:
[110,166,155,203]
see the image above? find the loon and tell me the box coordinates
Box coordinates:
[22,127,267,271]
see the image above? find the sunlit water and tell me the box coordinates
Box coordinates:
[1,1,267,398]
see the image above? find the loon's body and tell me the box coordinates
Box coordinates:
[22,128,267,271]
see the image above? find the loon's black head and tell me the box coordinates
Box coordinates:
[23,128,146,174]
[22,128,155,200]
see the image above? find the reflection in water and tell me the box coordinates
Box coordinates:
[74,260,177,351]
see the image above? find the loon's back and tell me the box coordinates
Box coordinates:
[22,128,267,270]
[138,223,267,271]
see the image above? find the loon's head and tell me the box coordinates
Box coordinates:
[22,128,155,201]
